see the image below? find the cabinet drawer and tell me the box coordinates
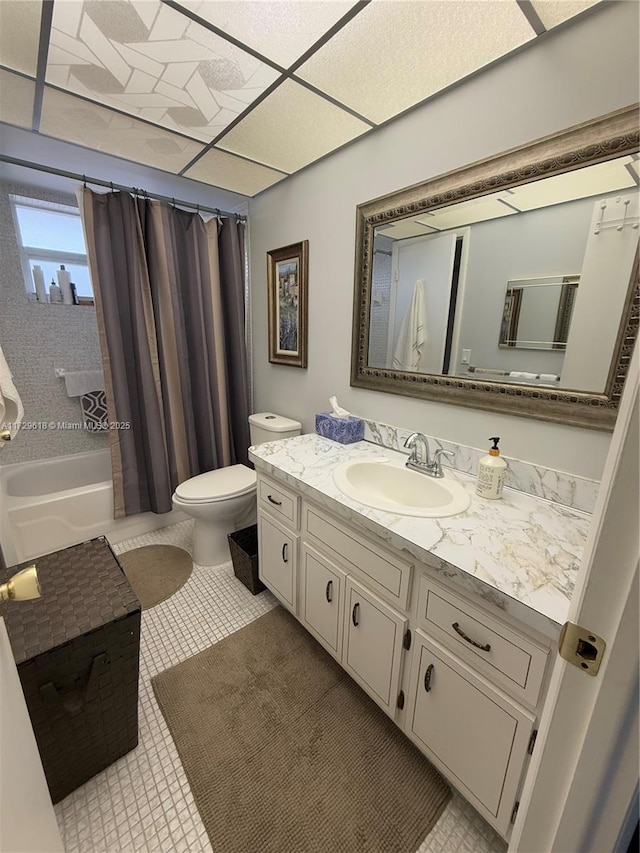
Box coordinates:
[343,577,407,716]
[258,512,298,613]
[303,504,412,609]
[417,576,548,708]
[300,545,345,660]
[258,476,300,529]
[406,630,534,838]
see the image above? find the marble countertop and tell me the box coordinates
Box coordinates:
[249,434,592,639]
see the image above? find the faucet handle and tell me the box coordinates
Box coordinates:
[432,448,454,477]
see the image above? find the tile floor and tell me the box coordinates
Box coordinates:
[54,520,507,853]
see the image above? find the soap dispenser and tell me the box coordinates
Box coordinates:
[476,437,507,499]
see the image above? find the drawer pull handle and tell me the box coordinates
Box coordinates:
[267,494,282,506]
[424,663,434,693]
[452,622,491,652]
[325,580,333,603]
[282,543,288,563]
[352,602,360,627]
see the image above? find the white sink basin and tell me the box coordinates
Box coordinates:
[333,458,471,518]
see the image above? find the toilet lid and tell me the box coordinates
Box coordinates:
[175,465,256,503]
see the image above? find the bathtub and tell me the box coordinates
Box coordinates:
[0,450,185,565]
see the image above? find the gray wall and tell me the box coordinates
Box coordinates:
[247,2,639,480]
[456,196,593,376]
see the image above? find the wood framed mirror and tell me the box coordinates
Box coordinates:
[351,105,639,431]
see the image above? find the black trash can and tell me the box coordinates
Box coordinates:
[228,524,265,595]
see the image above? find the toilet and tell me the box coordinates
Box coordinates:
[172,413,301,566]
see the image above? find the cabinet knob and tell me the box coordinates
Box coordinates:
[424,663,434,693]
[325,580,333,603]
[352,602,360,627]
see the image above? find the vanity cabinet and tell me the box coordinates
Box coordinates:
[300,544,345,660]
[343,577,407,715]
[255,473,552,839]
[405,630,535,837]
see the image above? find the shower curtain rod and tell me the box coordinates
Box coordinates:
[0,155,247,222]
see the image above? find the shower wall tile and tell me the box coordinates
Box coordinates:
[0,180,107,465]
[362,418,599,514]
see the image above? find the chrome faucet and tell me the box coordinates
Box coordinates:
[404,433,454,478]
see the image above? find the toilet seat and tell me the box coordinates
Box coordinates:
[174,465,256,504]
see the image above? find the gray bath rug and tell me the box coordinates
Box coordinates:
[152,606,451,852]
[118,545,192,610]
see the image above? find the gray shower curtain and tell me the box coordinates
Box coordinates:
[81,188,249,518]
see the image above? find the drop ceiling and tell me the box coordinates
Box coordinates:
[0,0,603,198]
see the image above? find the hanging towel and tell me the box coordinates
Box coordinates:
[63,370,105,397]
[392,279,427,371]
[509,371,538,381]
[0,345,24,442]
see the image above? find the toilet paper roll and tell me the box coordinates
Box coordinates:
[32,265,48,303]
[57,266,74,305]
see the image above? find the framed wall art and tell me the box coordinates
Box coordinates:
[267,240,308,368]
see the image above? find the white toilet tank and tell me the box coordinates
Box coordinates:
[249,412,301,446]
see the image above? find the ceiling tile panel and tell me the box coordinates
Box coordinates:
[0,0,42,77]
[530,1,602,29]
[0,69,36,130]
[175,1,357,68]
[296,0,535,124]
[40,87,204,173]
[217,79,370,173]
[185,148,287,195]
[46,0,280,142]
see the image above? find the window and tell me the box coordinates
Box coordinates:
[10,195,94,305]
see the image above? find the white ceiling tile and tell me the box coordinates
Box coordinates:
[217,79,370,173]
[530,1,601,29]
[112,42,165,77]
[176,1,356,68]
[0,69,35,129]
[40,87,204,173]
[49,27,103,66]
[0,0,42,77]
[185,148,287,196]
[297,0,535,124]
[148,3,189,41]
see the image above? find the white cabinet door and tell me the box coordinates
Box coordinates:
[406,629,535,837]
[258,511,298,613]
[300,544,345,659]
[343,577,407,716]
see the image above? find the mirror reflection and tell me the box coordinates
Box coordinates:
[367,155,639,395]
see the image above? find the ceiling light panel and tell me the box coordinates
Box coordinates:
[217,79,370,173]
[175,1,357,68]
[376,220,438,240]
[40,87,204,173]
[0,70,36,130]
[0,0,42,77]
[185,148,286,196]
[530,1,601,30]
[504,157,639,210]
[46,0,280,143]
[296,0,535,124]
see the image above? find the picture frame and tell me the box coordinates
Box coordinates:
[267,240,308,368]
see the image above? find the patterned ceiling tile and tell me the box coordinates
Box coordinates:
[40,86,204,173]
[46,0,281,143]
[0,0,42,77]
[296,0,535,124]
[0,69,36,130]
[217,79,370,173]
[184,148,287,196]
[175,0,357,68]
